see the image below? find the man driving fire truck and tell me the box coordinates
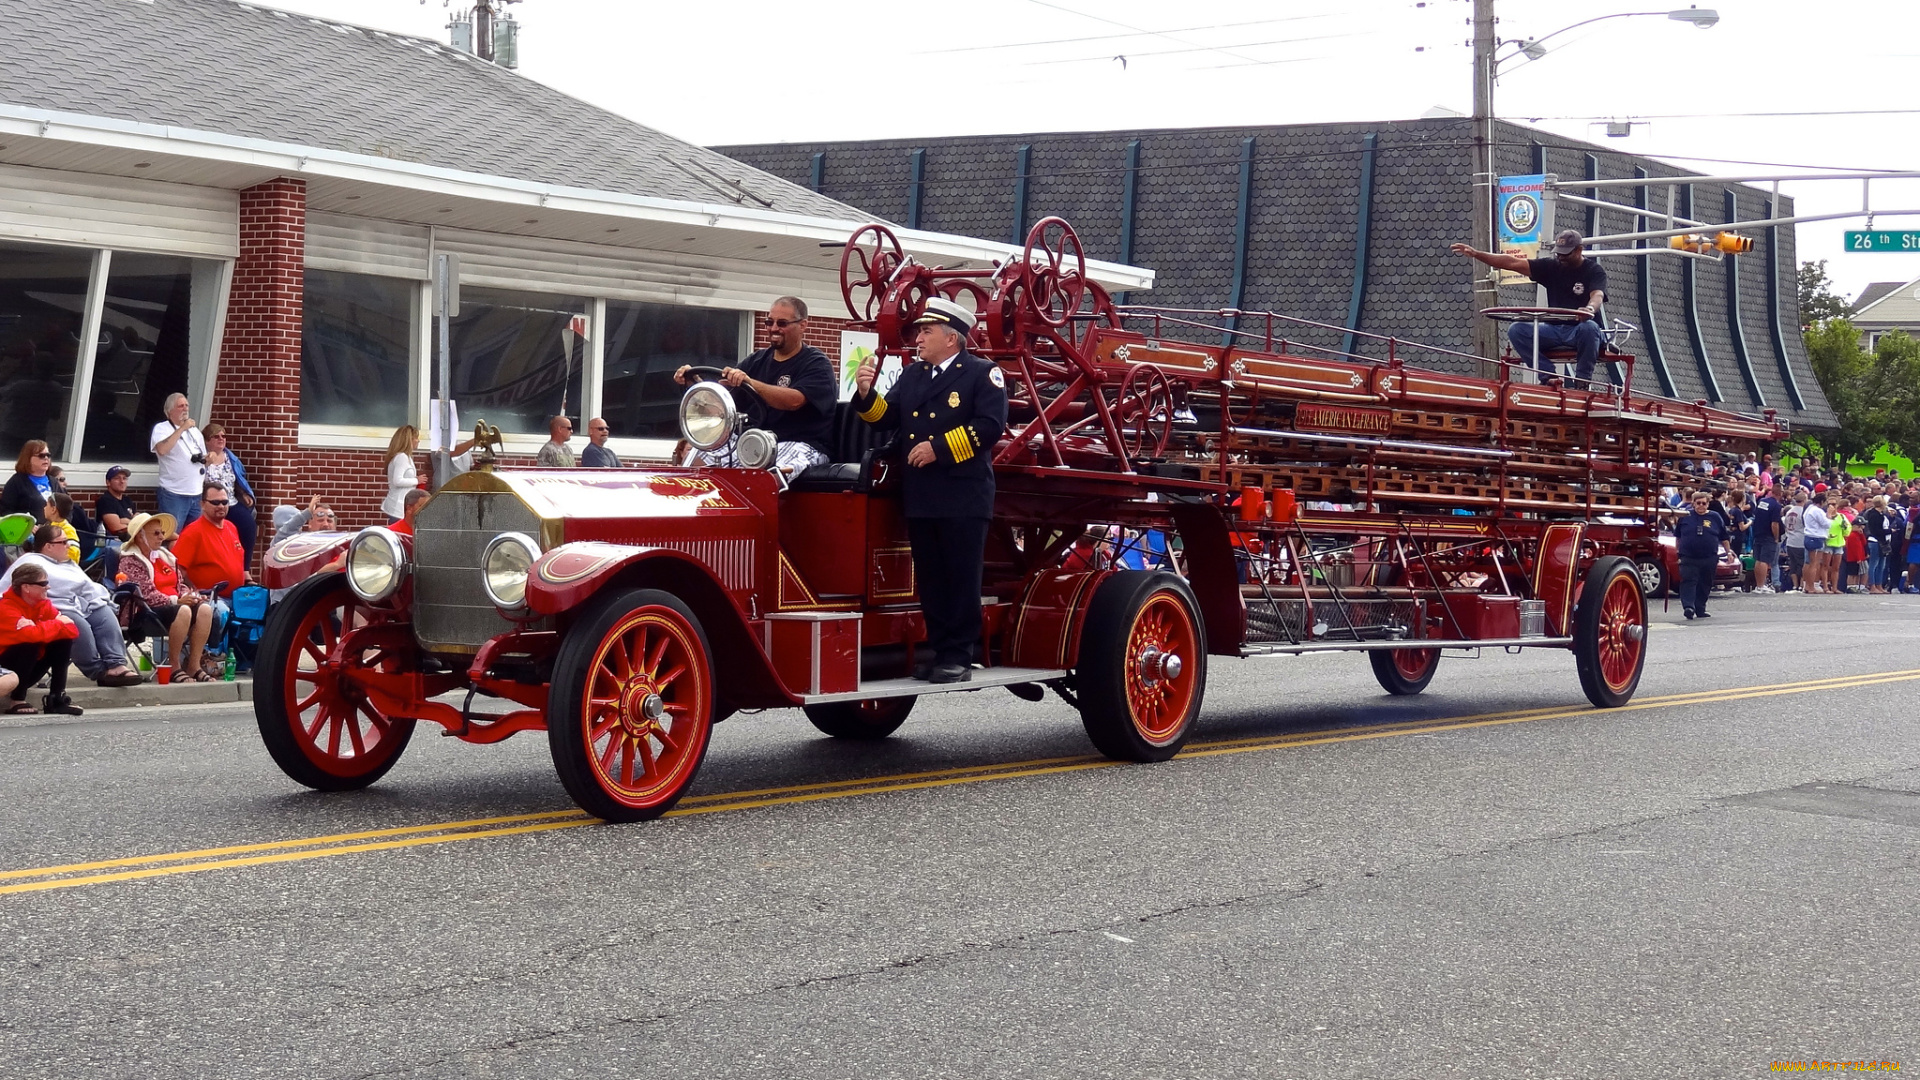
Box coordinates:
[850,296,1008,684]
[673,295,836,476]
[1451,227,1608,385]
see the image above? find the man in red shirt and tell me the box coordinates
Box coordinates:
[172,482,250,597]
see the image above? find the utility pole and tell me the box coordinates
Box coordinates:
[1469,0,1501,373]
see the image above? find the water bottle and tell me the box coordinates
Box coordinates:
[223,651,236,682]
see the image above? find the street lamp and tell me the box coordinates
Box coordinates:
[1466,2,1721,367]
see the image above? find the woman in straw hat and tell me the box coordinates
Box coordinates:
[118,511,216,680]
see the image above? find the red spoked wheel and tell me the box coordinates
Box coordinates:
[876,264,934,346]
[803,696,916,740]
[549,588,715,822]
[1076,571,1207,762]
[1369,647,1439,695]
[840,223,905,322]
[1112,363,1174,460]
[1022,217,1087,328]
[1065,280,1122,354]
[254,573,416,792]
[1574,556,1647,708]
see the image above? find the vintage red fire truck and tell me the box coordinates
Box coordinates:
[256,217,1783,821]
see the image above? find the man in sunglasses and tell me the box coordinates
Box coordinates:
[673,296,835,476]
[1675,488,1730,620]
[173,482,250,601]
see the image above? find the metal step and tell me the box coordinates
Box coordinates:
[799,666,1068,705]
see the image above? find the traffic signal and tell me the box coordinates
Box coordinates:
[1668,232,1754,254]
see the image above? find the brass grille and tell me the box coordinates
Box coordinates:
[412,488,545,654]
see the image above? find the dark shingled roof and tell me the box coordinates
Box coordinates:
[1853,281,1904,314]
[718,119,1835,430]
[0,0,862,219]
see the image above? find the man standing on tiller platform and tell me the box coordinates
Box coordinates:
[851,297,1008,684]
[1451,228,1608,386]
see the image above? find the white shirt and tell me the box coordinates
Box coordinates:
[150,420,206,497]
[3,553,110,615]
[1802,504,1831,540]
[382,452,418,519]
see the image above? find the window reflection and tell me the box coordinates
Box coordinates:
[84,253,195,462]
[301,269,412,428]
[450,286,585,434]
[0,240,89,459]
[600,301,742,440]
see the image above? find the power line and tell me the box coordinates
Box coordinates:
[1025,31,1361,67]
[928,14,1339,55]
[1021,0,1263,66]
[1530,108,1920,122]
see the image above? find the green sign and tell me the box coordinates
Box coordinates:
[1846,230,1920,252]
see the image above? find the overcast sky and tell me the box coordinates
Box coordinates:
[257,0,1920,305]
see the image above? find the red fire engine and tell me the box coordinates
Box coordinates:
[256,218,1783,821]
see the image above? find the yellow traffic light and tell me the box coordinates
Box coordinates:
[1667,232,1754,254]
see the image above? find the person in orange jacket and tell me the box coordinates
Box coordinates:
[0,561,82,715]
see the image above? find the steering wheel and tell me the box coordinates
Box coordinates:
[1480,306,1593,325]
[679,365,763,397]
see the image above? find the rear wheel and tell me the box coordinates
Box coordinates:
[1369,647,1439,695]
[549,589,715,822]
[803,696,915,740]
[1575,557,1647,708]
[254,573,415,791]
[1075,572,1207,762]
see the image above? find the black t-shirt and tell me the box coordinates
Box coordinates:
[1526,256,1609,310]
[96,492,138,539]
[737,345,837,456]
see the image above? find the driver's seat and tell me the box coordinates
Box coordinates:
[785,401,882,492]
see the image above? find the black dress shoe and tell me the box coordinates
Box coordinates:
[911,659,934,681]
[928,663,972,684]
[1695,611,1711,619]
[1683,609,1695,619]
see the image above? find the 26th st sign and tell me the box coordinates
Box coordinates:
[1845,230,1920,252]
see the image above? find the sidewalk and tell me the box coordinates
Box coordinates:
[53,669,254,711]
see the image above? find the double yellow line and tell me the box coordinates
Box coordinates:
[5,667,1918,897]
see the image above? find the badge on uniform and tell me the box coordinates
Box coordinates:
[988,366,1005,388]
[948,391,960,408]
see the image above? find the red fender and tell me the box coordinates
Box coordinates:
[261,530,356,590]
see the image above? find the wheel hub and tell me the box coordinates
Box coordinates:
[1136,647,1182,686]
[620,681,662,736]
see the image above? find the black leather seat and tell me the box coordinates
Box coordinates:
[786,401,882,492]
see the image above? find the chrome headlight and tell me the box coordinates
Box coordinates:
[679,380,737,452]
[736,427,777,470]
[482,531,541,611]
[346,526,408,603]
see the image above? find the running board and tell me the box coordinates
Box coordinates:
[1241,637,1573,657]
[799,667,1069,705]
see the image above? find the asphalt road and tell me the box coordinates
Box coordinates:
[2,590,1916,1079]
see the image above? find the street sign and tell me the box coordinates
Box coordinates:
[1845,230,1920,252]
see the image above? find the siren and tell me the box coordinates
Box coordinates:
[1668,232,1754,254]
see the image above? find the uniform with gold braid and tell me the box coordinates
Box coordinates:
[853,321,1008,681]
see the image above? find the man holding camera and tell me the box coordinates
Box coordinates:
[150,392,207,528]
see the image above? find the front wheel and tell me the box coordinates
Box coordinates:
[254,573,416,791]
[803,696,915,740]
[1574,557,1648,708]
[549,589,716,822]
[1075,572,1207,762]
[1369,647,1438,695]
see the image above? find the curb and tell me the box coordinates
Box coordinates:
[64,676,254,711]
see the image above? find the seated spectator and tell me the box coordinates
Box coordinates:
[95,465,138,583]
[43,493,80,563]
[0,440,54,524]
[173,483,250,600]
[4,525,141,688]
[389,487,430,536]
[0,561,81,715]
[118,511,216,681]
[272,495,337,547]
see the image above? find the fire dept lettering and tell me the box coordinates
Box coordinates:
[1293,404,1393,437]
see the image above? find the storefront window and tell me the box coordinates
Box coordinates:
[301,269,413,428]
[599,301,744,440]
[450,286,585,434]
[0,240,90,460]
[82,253,196,462]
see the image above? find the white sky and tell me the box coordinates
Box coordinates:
[256,0,1920,305]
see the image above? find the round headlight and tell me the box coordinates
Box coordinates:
[679,380,737,452]
[482,531,541,611]
[346,526,407,603]
[735,427,777,470]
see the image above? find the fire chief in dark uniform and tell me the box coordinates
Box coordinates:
[851,297,1007,684]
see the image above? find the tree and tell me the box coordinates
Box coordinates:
[1798,259,1851,326]
[1868,330,1920,460]
[1802,318,1878,465]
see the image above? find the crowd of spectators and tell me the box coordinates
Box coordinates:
[1659,453,1919,601]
